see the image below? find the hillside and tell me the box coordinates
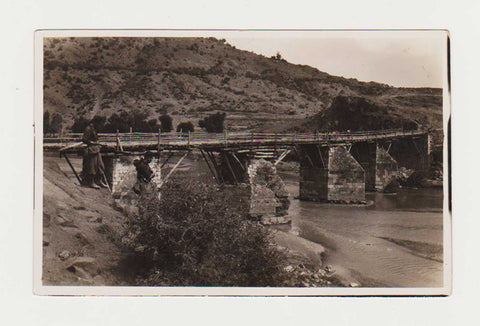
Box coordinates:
[43,37,443,132]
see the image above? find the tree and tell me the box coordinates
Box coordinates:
[159,114,173,132]
[71,116,90,133]
[147,119,160,132]
[44,111,63,134]
[90,115,106,131]
[198,112,226,133]
[43,111,51,134]
[176,121,194,133]
[123,176,287,286]
[104,112,127,132]
[50,113,63,133]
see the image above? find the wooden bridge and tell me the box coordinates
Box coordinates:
[44,129,433,204]
[44,129,428,152]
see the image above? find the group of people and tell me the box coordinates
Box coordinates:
[81,121,154,193]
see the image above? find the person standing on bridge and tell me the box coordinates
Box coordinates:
[81,121,108,189]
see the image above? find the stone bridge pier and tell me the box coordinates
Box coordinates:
[350,142,399,192]
[349,134,430,193]
[105,156,162,198]
[298,145,366,203]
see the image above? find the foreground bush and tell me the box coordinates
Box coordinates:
[123,175,287,286]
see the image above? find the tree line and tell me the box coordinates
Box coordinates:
[62,110,226,134]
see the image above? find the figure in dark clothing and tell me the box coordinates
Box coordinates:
[81,122,108,189]
[133,152,155,195]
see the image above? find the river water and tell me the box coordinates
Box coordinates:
[280,174,444,288]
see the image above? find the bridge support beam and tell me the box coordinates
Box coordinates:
[299,145,365,203]
[216,150,250,184]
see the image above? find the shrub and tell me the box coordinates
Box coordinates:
[198,112,226,133]
[70,116,90,133]
[176,121,194,133]
[159,114,173,132]
[124,176,286,286]
[44,111,63,134]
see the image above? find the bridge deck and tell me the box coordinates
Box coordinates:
[43,129,428,153]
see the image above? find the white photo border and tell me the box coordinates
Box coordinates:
[33,29,452,296]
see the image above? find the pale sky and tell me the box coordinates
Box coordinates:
[224,31,447,88]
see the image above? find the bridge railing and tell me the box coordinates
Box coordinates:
[44,129,428,150]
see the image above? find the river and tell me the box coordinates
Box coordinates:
[280,173,444,287]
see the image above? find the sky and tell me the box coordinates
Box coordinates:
[223,31,447,88]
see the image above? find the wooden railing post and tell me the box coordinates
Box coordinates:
[250,131,254,158]
[157,128,161,158]
[116,129,120,151]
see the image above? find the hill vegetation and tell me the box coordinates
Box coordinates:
[43,37,443,133]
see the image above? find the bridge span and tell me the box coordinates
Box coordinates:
[45,129,433,204]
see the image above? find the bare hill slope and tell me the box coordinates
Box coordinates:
[43,37,443,132]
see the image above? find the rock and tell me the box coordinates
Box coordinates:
[89,216,103,223]
[96,224,111,234]
[349,282,360,287]
[67,257,99,276]
[67,265,92,281]
[43,239,50,247]
[58,250,70,261]
[74,232,90,246]
[324,265,336,274]
[284,265,295,273]
[93,274,106,285]
[56,213,77,228]
[317,269,327,277]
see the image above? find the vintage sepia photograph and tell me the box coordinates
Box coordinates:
[34,30,450,295]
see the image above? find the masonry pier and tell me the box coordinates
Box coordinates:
[298,145,366,203]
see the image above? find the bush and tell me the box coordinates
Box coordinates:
[44,111,63,134]
[70,115,90,133]
[176,121,194,133]
[198,112,226,133]
[159,114,173,132]
[124,176,287,286]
